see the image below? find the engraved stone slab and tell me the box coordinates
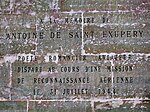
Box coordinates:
[11,59,113,100]
[0,0,150,111]
[83,12,150,54]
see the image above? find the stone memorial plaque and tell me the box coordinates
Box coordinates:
[0,0,150,112]
[83,11,149,54]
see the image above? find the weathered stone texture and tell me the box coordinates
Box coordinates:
[0,101,27,112]
[94,100,150,112]
[0,0,150,111]
[29,101,92,112]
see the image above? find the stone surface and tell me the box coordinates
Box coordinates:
[29,101,92,112]
[0,63,10,100]
[0,101,27,112]
[0,0,150,112]
[59,0,150,12]
[94,100,150,112]
[83,11,150,54]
